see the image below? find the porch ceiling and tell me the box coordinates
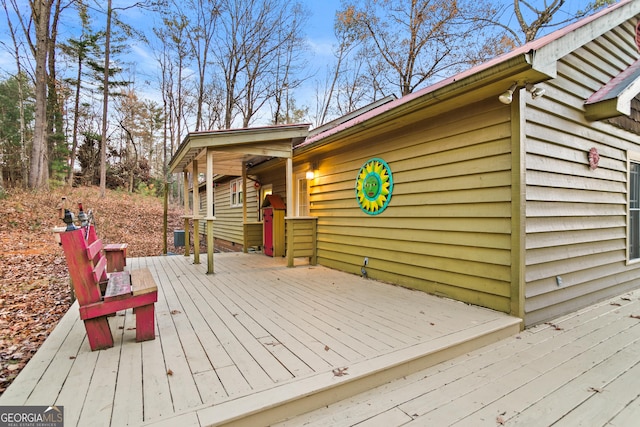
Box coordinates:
[168,124,310,175]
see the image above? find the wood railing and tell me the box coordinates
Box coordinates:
[285,217,317,267]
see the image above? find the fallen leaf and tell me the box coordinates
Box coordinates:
[610,302,622,306]
[167,369,173,376]
[170,309,181,315]
[497,415,505,425]
[588,386,603,393]
[630,315,640,319]
[324,345,330,351]
[622,297,632,301]
[545,322,563,330]
[332,367,349,377]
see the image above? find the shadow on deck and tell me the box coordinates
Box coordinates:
[0,253,521,426]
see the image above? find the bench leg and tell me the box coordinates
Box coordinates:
[134,304,155,342]
[84,317,114,350]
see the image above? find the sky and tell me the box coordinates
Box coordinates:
[0,0,345,126]
[0,0,344,79]
[0,0,621,127]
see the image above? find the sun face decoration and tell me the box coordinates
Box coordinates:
[355,158,393,215]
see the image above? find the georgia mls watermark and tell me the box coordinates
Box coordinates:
[0,406,63,427]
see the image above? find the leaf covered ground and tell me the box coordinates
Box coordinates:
[0,186,185,395]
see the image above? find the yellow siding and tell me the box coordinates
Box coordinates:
[197,178,259,249]
[523,18,640,325]
[309,101,513,313]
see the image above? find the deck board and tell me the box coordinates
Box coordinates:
[112,312,144,427]
[279,291,640,427]
[0,252,520,426]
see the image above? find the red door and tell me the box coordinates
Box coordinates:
[264,207,274,256]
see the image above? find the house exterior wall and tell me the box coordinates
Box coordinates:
[196,177,259,250]
[307,100,514,313]
[257,163,287,199]
[523,18,640,325]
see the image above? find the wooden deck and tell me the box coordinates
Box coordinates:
[0,253,520,426]
[277,289,640,426]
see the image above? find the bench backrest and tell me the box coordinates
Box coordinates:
[59,226,106,306]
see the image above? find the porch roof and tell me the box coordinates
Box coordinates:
[585,58,640,120]
[168,124,310,175]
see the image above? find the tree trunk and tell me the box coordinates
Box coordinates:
[67,54,82,186]
[29,0,52,189]
[100,0,112,197]
[1,0,30,186]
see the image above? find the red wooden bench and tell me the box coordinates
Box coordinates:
[104,243,128,272]
[59,225,158,351]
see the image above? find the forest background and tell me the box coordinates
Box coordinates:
[0,0,614,193]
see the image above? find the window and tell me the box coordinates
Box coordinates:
[631,159,640,261]
[297,178,309,216]
[230,178,243,208]
[260,185,273,221]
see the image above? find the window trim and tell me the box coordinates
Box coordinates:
[230,178,243,208]
[294,172,310,217]
[628,151,640,264]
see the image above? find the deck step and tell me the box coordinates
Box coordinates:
[145,316,521,427]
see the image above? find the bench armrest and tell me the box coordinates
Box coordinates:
[131,268,157,295]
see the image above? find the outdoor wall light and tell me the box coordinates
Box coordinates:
[306,170,315,180]
[526,83,546,99]
[499,83,518,104]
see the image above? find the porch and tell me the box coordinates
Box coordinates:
[0,253,520,426]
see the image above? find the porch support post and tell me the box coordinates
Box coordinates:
[242,160,248,253]
[285,157,293,263]
[192,158,200,265]
[183,170,191,257]
[285,157,293,217]
[511,88,526,327]
[206,148,215,274]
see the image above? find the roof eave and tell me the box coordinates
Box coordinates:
[296,53,543,155]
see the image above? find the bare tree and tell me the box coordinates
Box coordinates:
[154,14,190,159]
[270,3,308,125]
[153,35,172,177]
[1,0,30,186]
[98,0,113,197]
[46,0,73,182]
[514,0,616,44]
[215,0,308,128]
[9,0,74,188]
[97,0,158,196]
[337,0,499,98]
[60,2,103,186]
[184,0,220,131]
[313,11,361,126]
[28,0,54,188]
[481,0,616,47]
